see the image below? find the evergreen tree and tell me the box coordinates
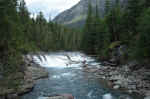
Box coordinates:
[126,0,141,34]
[94,2,102,53]
[0,0,26,88]
[141,0,150,9]
[82,1,95,53]
[105,1,123,42]
[135,8,150,60]
[95,18,109,55]
[105,0,111,15]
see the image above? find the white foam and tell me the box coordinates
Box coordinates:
[51,75,61,79]
[32,52,100,68]
[87,90,93,98]
[38,97,49,99]
[102,93,113,99]
[61,72,75,76]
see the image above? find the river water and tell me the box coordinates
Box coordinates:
[21,52,134,99]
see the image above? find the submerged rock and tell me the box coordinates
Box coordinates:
[38,94,74,99]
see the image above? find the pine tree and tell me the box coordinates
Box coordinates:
[94,2,101,53]
[141,0,150,9]
[135,8,150,60]
[126,0,141,34]
[0,0,26,89]
[105,1,123,42]
[82,1,95,53]
[105,0,111,15]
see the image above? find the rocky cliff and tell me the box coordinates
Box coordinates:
[53,0,127,28]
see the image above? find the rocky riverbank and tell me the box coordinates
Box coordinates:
[0,55,49,99]
[83,61,150,99]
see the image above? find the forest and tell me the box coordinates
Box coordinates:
[0,0,150,95]
[82,0,150,64]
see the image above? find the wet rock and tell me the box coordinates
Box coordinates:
[17,66,34,95]
[128,61,141,71]
[0,89,15,96]
[144,91,150,99]
[146,91,150,96]
[0,94,19,99]
[0,96,5,99]
[119,95,132,99]
[18,82,34,95]
[38,96,63,99]
[88,68,98,73]
[17,55,49,95]
[144,96,150,99]
[102,61,117,66]
[28,66,48,80]
[6,94,19,99]
[18,65,48,95]
[83,54,150,97]
[128,90,133,94]
[39,94,74,99]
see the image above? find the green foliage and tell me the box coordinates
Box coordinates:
[125,0,142,34]
[109,41,122,49]
[81,0,150,63]
[105,0,124,42]
[64,15,86,25]
[0,0,82,90]
[82,1,95,53]
[105,0,111,15]
[135,8,150,60]
[142,0,150,9]
[1,0,150,88]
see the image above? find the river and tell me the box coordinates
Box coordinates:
[21,52,134,99]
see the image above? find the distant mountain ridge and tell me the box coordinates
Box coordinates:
[53,0,127,28]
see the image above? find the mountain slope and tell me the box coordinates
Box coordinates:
[53,0,127,28]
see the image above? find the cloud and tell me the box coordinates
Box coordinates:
[25,0,80,20]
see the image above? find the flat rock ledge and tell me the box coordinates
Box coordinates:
[0,55,49,98]
[83,63,150,98]
[18,55,49,95]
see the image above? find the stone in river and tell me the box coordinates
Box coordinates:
[38,94,74,99]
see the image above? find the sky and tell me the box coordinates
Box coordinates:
[24,0,80,20]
